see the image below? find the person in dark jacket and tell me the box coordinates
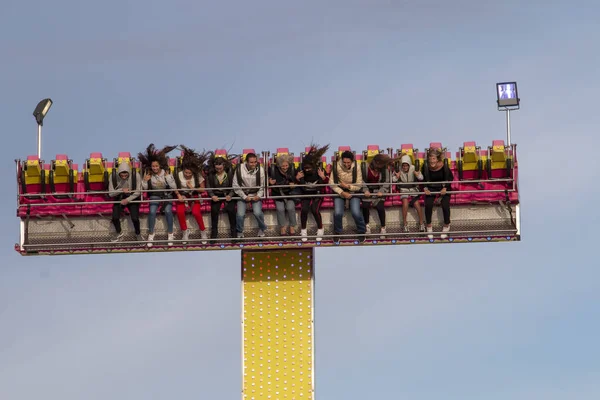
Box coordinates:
[423,148,454,239]
[268,154,297,236]
[297,144,329,242]
[206,154,237,240]
[361,153,395,239]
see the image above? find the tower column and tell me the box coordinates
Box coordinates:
[242,248,315,399]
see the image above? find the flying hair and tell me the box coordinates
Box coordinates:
[137,144,177,173]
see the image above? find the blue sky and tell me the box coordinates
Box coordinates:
[1,1,599,399]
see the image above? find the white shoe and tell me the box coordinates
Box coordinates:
[380,227,386,239]
[257,229,265,238]
[402,224,410,233]
[427,227,434,240]
[168,233,174,246]
[316,228,324,241]
[182,230,189,244]
[111,231,125,243]
[200,230,208,244]
[237,232,244,239]
[440,225,450,240]
[147,233,155,247]
[301,229,308,242]
[366,225,372,235]
[419,223,426,232]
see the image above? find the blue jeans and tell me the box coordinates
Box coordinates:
[275,199,297,227]
[148,196,174,234]
[236,200,267,233]
[333,196,366,234]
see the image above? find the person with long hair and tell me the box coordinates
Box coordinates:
[297,144,329,242]
[138,144,177,247]
[422,148,454,239]
[206,152,238,240]
[361,153,396,238]
[174,146,209,244]
[268,154,298,236]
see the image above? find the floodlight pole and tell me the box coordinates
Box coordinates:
[505,109,511,146]
[37,124,42,159]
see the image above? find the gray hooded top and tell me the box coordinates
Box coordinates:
[393,155,423,192]
[108,163,141,202]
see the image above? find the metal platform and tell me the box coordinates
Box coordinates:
[15,203,520,255]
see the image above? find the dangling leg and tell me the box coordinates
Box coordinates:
[424,195,435,239]
[311,198,324,241]
[286,199,297,235]
[210,200,220,238]
[191,200,207,243]
[375,200,386,237]
[275,200,287,235]
[224,200,237,238]
[413,196,426,231]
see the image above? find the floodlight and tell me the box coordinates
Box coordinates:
[33,98,53,126]
[496,82,520,146]
[32,98,53,159]
[496,82,519,108]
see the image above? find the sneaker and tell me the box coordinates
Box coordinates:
[366,225,372,235]
[111,231,125,243]
[427,226,433,240]
[301,229,308,242]
[135,234,145,242]
[257,230,265,238]
[182,230,190,244]
[237,232,244,239]
[200,230,208,244]
[440,225,450,240]
[168,233,174,246]
[358,234,366,243]
[419,223,426,232]
[147,233,155,247]
[403,224,409,233]
[316,228,324,241]
[380,227,387,239]
[333,235,341,244]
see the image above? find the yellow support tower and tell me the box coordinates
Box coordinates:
[242,249,315,400]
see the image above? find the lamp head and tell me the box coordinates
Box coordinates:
[33,98,53,126]
[496,82,519,108]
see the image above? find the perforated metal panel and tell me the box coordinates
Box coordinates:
[242,249,314,400]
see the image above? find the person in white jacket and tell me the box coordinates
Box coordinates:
[232,153,267,238]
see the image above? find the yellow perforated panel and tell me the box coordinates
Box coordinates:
[242,249,314,400]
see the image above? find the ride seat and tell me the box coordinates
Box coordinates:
[19,155,47,201]
[363,145,381,164]
[457,141,483,181]
[48,155,77,199]
[84,153,108,192]
[487,140,514,179]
